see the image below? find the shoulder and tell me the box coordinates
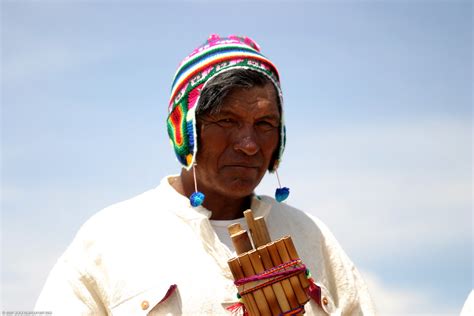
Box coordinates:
[259,196,375,315]
[258,195,333,243]
[76,187,165,239]
[37,180,188,314]
[82,176,186,232]
[64,178,185,262]
[258,195,352,279]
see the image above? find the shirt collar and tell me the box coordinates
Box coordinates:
[159,175,272,221]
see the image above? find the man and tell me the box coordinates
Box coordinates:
[36,35,375,315]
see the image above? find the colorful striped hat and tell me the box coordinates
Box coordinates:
[166,34,285,172]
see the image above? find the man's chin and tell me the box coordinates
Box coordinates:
[221,177,259,198]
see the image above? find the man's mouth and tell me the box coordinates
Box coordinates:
[223,164,260,169]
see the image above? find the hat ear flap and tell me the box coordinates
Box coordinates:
[167,102,191,167]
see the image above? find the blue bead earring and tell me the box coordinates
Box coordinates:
[275,170,290,202]
[189,164,205,207]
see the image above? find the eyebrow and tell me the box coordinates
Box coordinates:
[257,114,280,121]
[212,110,280,120]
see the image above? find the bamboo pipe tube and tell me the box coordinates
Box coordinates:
[275,238,308,306]
[243,209,272,248]
[243,210,259,247]
[228,258,260,316]
[283,236,310,289]
[228,223,244,235]
[257,245,291,313]
[248,250,282,315]
[230,230,253,255]
[254,217,271,245]
[266,242,299,309]
[239,253,271,315]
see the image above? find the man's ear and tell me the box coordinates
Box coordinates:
[195,118,202,147]
[268,147,280,172]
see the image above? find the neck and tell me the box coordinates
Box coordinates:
[173,170,251,220]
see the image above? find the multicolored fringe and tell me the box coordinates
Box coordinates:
[306,270,322,307]
[226,300,249,316]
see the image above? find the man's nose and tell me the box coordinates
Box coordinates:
[233,125,259,156]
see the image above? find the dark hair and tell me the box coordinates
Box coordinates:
[195,68,280,116]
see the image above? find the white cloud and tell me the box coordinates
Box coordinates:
[2,245,59,311]
[362,270,460,316]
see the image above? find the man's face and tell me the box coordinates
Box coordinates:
[195,83,280,199]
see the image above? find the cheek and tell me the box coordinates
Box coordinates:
[197,127,229,161]
[260,131,280,156]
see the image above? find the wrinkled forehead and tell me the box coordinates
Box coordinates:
[219,84,280,114]
[197,81,281,119]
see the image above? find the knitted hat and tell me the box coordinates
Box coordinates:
[166,34,285,172]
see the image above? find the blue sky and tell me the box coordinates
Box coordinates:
[2,1,472,314]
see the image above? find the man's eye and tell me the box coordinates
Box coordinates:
[256,121,277,130]
[216,118,236,127]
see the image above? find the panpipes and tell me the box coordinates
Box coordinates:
[227,209,311,316]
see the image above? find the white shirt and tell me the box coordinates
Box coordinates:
[35,175,375,315]
[460,290,473,316]
[210,217,248,255]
